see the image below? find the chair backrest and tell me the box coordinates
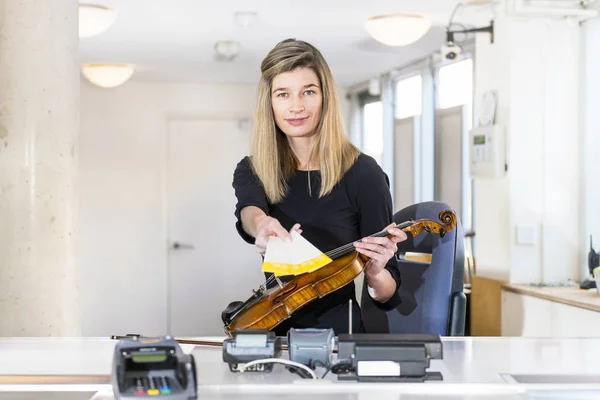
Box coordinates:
[360,201,465,336]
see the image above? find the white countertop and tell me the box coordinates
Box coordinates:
[0,336,599,399]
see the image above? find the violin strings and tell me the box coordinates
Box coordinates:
[326,243,355,258]
[325,220,416,259]
[325,229,391,259]
[258,221,418,286]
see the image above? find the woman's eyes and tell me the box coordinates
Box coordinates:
[276,90,315,98]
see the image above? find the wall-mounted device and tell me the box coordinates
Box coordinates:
[441,42,463,61]
[444,21,494,58]
[111,336,197,399]
[336,334,443,382]
[443,2,494,60]
[469,124,506,179]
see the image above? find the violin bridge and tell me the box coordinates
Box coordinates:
[274,276,284,288]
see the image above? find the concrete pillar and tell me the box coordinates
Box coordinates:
[0,0,80,335]
[473,3,584,284]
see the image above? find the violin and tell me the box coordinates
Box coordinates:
[221,210,457,337]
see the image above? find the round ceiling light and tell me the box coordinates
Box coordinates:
[214,41,243,62]
[365,13,432,47]
[81,63,135,88]
[79,3,117,38]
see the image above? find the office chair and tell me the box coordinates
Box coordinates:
[360,201,467,336]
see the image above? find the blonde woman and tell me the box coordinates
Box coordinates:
[232,39,407,335]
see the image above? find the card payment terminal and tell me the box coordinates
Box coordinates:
[111,335,197,399]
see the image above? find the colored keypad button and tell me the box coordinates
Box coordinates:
[131,376,172,395]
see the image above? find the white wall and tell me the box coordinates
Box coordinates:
[581,15,600,279]
[474,16,581,284]
[78,80,350,336]
[470,17,511,282]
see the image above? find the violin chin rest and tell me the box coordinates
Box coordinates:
[221,301,245,326]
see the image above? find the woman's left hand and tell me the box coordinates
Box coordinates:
[353,223,408,277]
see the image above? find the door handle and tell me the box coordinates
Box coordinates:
[172,241,195,250]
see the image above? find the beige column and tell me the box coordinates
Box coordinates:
[0,0,80,335]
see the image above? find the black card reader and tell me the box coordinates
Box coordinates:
[111,335,197,399]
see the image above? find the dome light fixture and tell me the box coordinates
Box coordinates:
[365,13,432,47]
[79,3,117,38]
[81,63,135,88]
[214,41,242,62]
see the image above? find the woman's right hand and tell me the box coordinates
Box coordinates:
[254,215,301,254]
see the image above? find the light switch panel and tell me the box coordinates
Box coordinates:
[516,224,537,245]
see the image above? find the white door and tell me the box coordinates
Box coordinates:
[166,118,265,336]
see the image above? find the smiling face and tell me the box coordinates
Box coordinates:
[271,67,323,139]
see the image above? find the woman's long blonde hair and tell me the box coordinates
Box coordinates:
[249,38,360,204]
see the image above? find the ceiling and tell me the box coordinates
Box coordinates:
[79,0,481,87]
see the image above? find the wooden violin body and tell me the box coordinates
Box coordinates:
[222,251,364,335]
[221,209,457,336]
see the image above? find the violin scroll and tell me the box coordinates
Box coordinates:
[401,209,456,239]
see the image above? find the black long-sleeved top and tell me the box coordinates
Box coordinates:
[232,152,401,335]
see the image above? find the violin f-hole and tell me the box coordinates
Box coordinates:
[273,282,298,304]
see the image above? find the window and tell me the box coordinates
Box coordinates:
[395,75,422,119]
[438,59,473,111]
[362,100,383,166]
[437,58,474,230]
